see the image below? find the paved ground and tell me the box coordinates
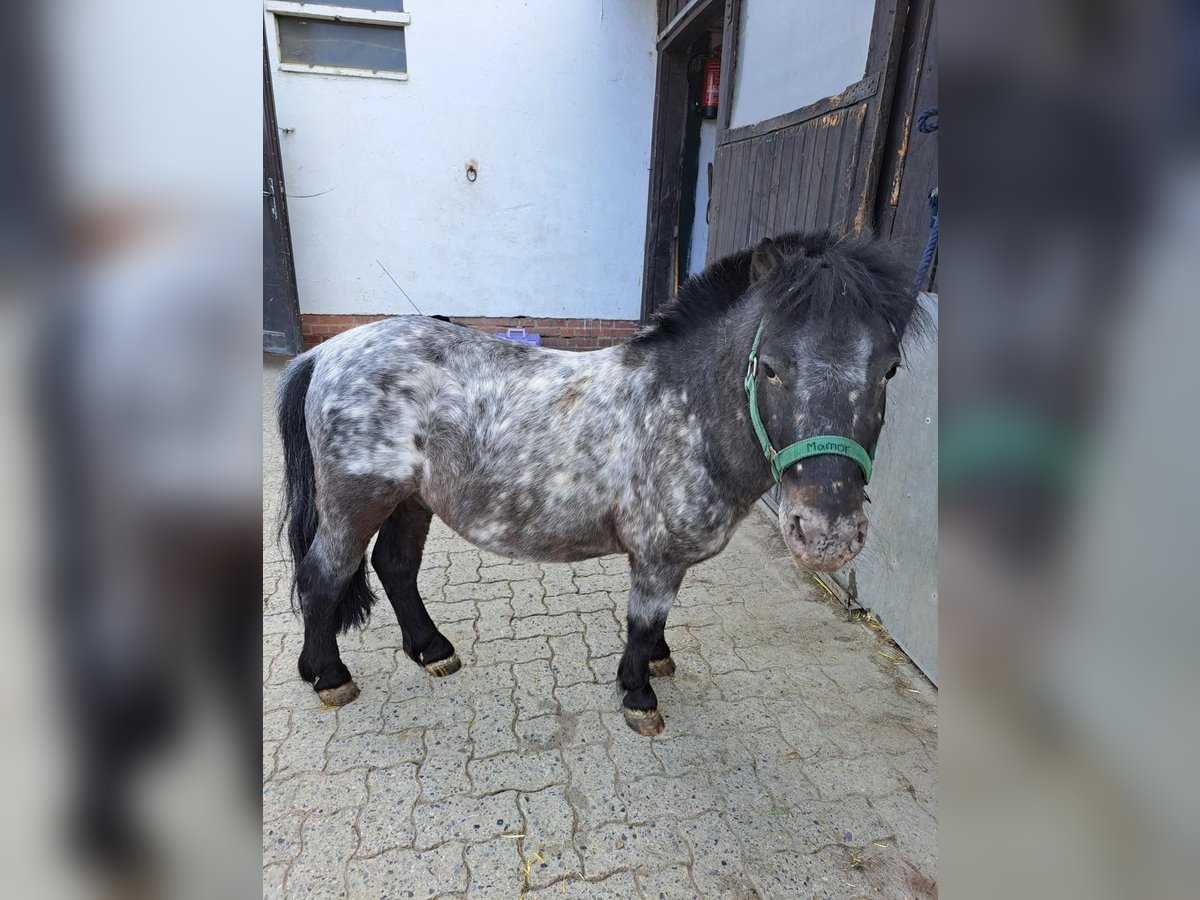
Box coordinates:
[263,358,937,898]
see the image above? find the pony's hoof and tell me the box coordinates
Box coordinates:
[317,680,360,707]
[648,657,676,678]
[424,653,462,678]
[623,707,665,736]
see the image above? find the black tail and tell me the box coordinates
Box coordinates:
[276,353,375,633]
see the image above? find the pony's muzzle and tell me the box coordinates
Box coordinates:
[779,501,868,572]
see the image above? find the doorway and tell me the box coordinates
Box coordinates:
[640,0,727,322]
[263,33,303,356]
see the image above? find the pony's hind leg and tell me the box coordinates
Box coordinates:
[296,526,370,706]
[371,497,461,677]
[296,480,403,706]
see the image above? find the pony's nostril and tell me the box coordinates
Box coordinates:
[855,531,865,545]
[789,516,805,543]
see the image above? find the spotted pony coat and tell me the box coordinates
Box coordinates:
[277,231,923,733]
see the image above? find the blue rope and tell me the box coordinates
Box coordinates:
[913,106,939,289]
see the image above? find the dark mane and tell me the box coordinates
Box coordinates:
[632,231,929,347]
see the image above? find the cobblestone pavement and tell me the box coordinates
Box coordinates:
[263,358,937,898]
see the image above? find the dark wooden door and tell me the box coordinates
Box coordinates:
[706,0,908,259]
[875,0,938,287]
[263,37,303,356]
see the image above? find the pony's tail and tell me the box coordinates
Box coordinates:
[276,353,375,632]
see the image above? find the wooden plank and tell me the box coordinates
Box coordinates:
[702,0,740,259]
[664,50,691,290]
[740,137,757,247]
[850,0,909,235]
[776,127,801,233]
[875,0,932,233]
[708,142,726,258]
[768,130,787,237]
[706,142,729,260]
[657,0,721,50]
[759,134,781,240]
[864,0,900,76]
[722,140,740,256]
[834,103,868,231]
[640,53,672,318]
[639,48,691,319]
[263,32,303,355]
[812,118,834,230]
[716,0,742,132]
[876,0,937,260]
[718,73,880,147]
[657,0,672,33]
[774,125,794,233]
[728,141,750,254]
[892,15,937,279]
[834,111,858,233]
[816,113,848,231]
[762,128,784,234]
[727,140,753,255]
[747,134,773,245]
[806,119,832,231]
[734,141,753,252]
[813,116,837,231]
[783,124,809,234]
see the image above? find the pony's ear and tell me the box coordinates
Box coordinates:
[750,237,784,283]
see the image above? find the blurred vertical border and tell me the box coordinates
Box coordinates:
[0,1,261,896]
[941,0,1200,896]
[2,0,1198,895]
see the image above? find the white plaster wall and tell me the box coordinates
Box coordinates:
[730,0,874,128]
[266,0,658,318]
[686,118,719,276]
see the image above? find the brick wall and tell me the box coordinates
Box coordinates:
[301,315,640,351]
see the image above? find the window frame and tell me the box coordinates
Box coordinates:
[266,1,411,82]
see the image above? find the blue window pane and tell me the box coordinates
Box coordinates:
[278,17,406,73]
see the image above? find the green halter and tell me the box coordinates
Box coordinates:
[743,319,875,484]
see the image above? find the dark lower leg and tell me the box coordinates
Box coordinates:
[296,530,370,699]
[296,559,354,692]
[652,634,671,659]
[618,616,661,711]
[373,500,457,669]
[618,563,684,734]
[295,479,406,703]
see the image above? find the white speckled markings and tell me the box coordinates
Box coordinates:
[263,359,937,898]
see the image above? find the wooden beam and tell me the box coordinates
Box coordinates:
[656,0,721,50]
[717,73,880,147]
[850,0,910,236]
[875,0,937,239]
[639,49,691,321]
[715,0,741,132]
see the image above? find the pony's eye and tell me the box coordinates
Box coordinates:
[762,363,781,383]
[884,363,899,380]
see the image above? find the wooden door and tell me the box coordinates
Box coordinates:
[263,35,303,356]
[875,0,938,287]
[706,0,908,258]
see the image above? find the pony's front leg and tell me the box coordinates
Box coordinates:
[618,562,685,735]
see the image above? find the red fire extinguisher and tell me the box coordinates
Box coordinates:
[701,50,721,119]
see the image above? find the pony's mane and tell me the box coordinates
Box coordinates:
[632,231,929,346]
